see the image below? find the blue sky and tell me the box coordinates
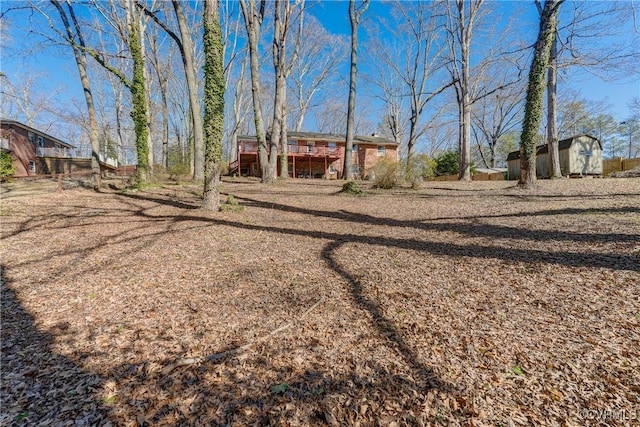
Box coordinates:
[1,0,638,137]
[308,0,639,120]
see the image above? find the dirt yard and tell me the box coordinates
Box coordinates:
[1,177,639,426]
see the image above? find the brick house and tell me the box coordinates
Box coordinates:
[230,131,399,179]
[0,119,124,178]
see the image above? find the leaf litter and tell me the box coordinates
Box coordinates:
[1,177,639,426]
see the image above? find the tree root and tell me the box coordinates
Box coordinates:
[161,295,327,375]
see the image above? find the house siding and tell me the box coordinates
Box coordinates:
[235,132,398,179]
[1,121,77,177]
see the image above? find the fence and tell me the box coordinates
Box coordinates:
[602,157,640,176]
[430,172,505,181]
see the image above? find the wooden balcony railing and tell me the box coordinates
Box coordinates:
[36,147,73,158]
[238,141,343,157]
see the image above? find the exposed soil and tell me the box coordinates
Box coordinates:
[1,177,639,426]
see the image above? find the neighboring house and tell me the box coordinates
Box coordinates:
[231,131,399,179]
[0,119,119,178]
[507,134,603,180]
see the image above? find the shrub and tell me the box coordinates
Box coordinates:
[339,180,362,195]
[167,161,191,181]
[0,152,15,181]
[403,154,435,189]
[370,158,400,189]
[220,194,244,212]
[433,150,459,176]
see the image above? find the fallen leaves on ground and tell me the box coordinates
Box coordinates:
[1,177,639,426]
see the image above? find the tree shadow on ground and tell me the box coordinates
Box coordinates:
[4,188,638,424]
[231,195,639,244]
[0,266,110,425]
[107,348,460,425]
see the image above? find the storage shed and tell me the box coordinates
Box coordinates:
[507,134,603,180]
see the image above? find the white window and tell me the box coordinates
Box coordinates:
[28,132,35,143]
[328,164,336,173]
[37,136,44,147]
[28,160,36,173]
[377,145,386,156]
[352,144,358,153]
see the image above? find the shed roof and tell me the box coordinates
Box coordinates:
[238,130,398,146]
[0,118,75,148]
[506,134,601,161]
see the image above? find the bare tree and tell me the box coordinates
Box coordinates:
[225,50,251,163]
[366,1,451,158]
[546,1,640,177]
[145,19,172,169]
[240,0,272,182]
[445,0,484,181]
[49,0,102,189]
[287,15,347,132]
[343,0,369,180]
[67,0,153,183]
[136,0,205,180]
[471,71,525,168]
[519,0,563,189]
[271,0,304,180]
[546,28,561,177]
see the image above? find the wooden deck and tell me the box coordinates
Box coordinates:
[230,142,344,178]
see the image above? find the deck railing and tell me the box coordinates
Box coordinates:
[238,141,343,157]
[36,147,73,158]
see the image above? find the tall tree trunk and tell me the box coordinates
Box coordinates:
[272,0,289,180]
[202,0,225,210]
[343,0,369,180]
[146,25,170,169]
[490,136,498,168]
[114,86,125,167]
[459,90,472,180]
[458,1,473,182]
[278,102,289,178]
[51,1,101,190]
[519,0,563,188]
[547,30,561,178]
[128,5,150,184]
[173,1,205,181]
[161,84,169,168]
[138,13,153,174]
[240,0,270,182]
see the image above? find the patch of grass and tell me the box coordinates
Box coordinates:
[103,395,117,406]
[220,194,244,212]
[511,365,524,375]
[14,412,29,421]
[339,181,362,195]
[270,382,289,394]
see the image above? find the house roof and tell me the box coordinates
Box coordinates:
[0,118,75,148]
[506,134,601,161]
[238,130,398,146]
